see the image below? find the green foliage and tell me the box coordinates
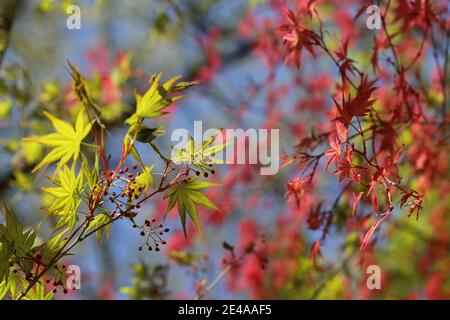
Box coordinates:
[22,109,92,173]
[81,153,99,190]
[171,135,231,170]
[0,206,36,298]
[133,165,155,194]
[128,125,165,144]
[66,57,133,123]
[85,213,112,242]
[42,166,84,229]
[1,54,213,300]
[41,228,69,264]
[125,74,197,125]
[22,281,54,300]
[0,272,26,300]
[164,178,220,235]
[67,61,103,119]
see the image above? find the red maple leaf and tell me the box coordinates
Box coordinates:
[334,38,357,77]
[279,5,319,68]
[324,133,341,172]
[333,145,359,182]
[352,191,364,217]
[333,76,378,127]
[393,0,434,31]
[285,177,309,209]
[361,211,391,250]
[335,121,348,142]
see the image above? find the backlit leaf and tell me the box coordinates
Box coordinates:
[164,178,220,236]
[23,109,92,173]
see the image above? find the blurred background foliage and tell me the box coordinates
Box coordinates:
[0,0,449,299]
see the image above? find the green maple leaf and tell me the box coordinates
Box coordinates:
[0,206,37,283]
[171,135,231,170]
[85,213,112,242]
[42,166,84,229]
[125,74,197,125]
[23,109,92,173]
[0,272,27,300]
[22,281,54,300]
[164,178,220,236]
[132,164,155,194]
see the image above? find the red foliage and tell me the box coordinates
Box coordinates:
[157,0,450,299]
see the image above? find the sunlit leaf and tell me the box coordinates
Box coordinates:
[42,166,84,227]
[164,178,220,236]
[125,74,197,125]
[22,109,92,172]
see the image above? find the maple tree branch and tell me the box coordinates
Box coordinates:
[317,36,358,90]
[17,174,171,300]
[404,25,429,71]
[196,264,232,300]
[381,0,401,74]
[17,218,89,299]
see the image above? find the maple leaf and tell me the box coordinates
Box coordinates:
[332,145,359,182]
[400,191,423,219]
[335,121,348,143]
[360,211,391,250]
[84,213,112,242]
[23,109,92,173]
[324,134,341,172]
[131,165,155,195]
[67,60,102,116]
[128,125,165,144]
[279,5,319,68]
[164,178,220,236]
[307,203,324,230]
[367,168,384,212]
[393,0,433,31]
[285,177,309,209]
[42,166,84,229]
[352,191,364,216]
[334,76,377,127]
[370,34,388,72]
[171,135,231,171]
[0,206,37,283]
[22,281,54,300]
[334,38,357,77]
[400,191,415,208]
[125,74,198,125]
